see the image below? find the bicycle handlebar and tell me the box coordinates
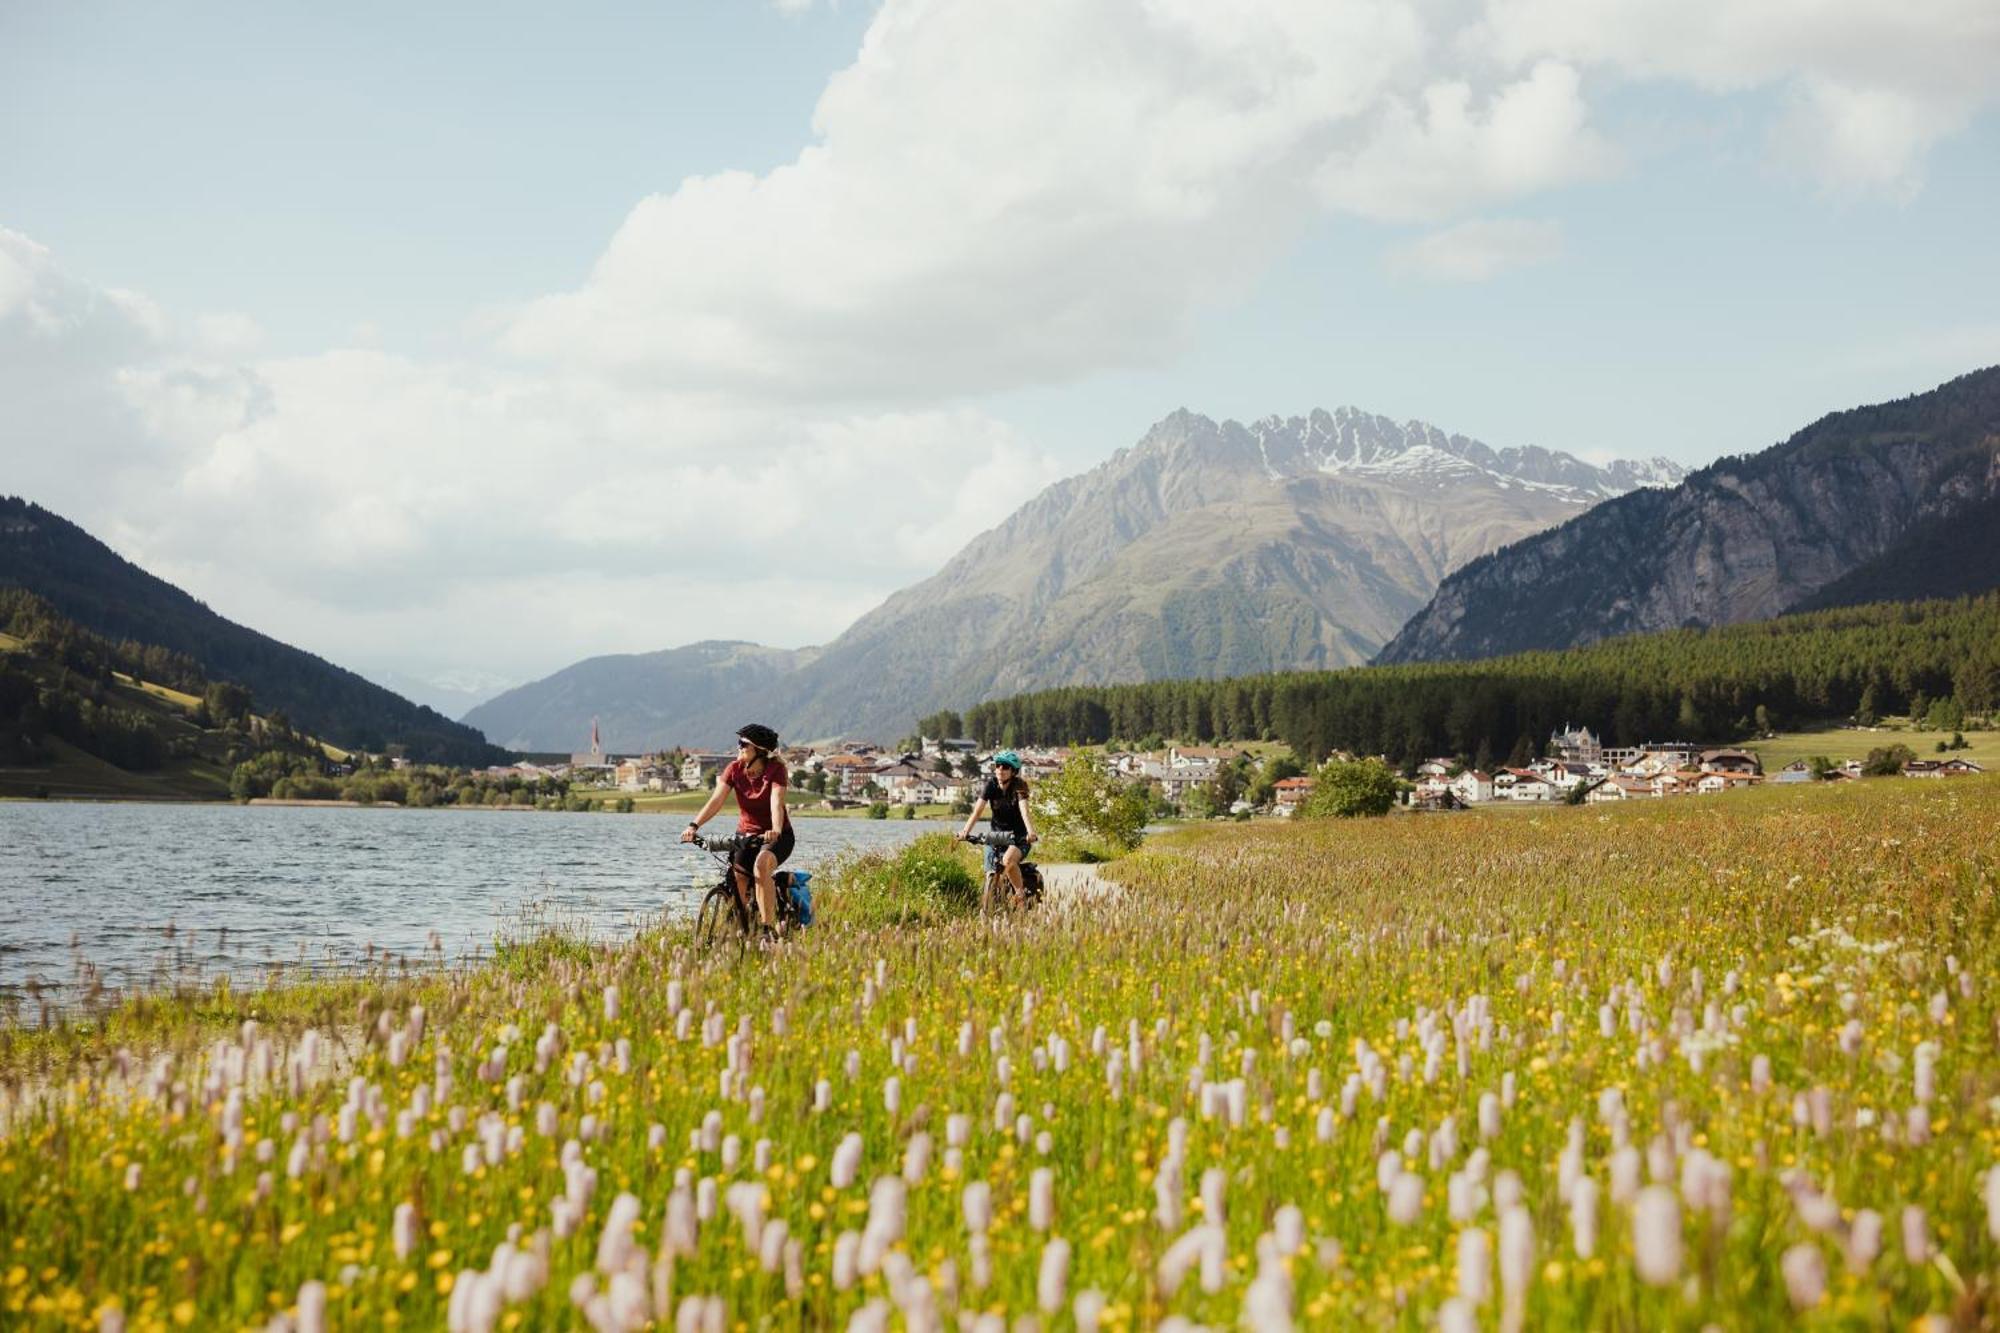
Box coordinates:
[962,830,1032,848]
[690,832,764,853]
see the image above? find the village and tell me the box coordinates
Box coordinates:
[455,719,1986,819]
[1398,724,1987,810]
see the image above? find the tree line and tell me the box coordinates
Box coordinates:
[958,593,2000,763]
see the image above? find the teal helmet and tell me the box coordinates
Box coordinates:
[992,750,1022,770]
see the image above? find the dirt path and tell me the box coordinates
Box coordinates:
[1039,862,1122,908]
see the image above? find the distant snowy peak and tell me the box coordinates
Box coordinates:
[1147,405,1686,503]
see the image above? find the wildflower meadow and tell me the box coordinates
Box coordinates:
[4,776,1999,1330]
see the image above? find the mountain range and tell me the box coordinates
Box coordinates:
[1378,366,2000,663]
[0,497,504,765]
[469,408,1684,749]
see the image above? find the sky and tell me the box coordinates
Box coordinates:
[3,0,1997,718]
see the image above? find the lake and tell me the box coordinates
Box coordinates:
[0,803,935,1012]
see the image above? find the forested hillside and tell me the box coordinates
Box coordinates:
[962,594,2000,765]
[0,588,323,798]
[0,497,504,764]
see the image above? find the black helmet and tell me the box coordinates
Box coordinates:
[736,723,779,752]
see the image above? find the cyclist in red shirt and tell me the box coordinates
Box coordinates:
[682,723,793,932]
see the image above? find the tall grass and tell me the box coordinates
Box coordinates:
[2,778,1997,1329]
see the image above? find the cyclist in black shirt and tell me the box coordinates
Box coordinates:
[958,750,1038,906]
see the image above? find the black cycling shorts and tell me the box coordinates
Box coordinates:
[731,824,795,879]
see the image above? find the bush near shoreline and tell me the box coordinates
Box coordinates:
[3,778,1999,1329]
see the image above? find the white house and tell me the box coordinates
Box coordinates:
[1169,746,1250,770]
[680,752,732,787]
[1449,769,1494,804]
[1493,769,1554,801]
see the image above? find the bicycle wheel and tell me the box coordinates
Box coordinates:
[697,882,750,947]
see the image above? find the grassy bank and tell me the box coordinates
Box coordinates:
[3,779,1998,1329]
[1749,721,2000,772]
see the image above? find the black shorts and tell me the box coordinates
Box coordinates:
[730,824,795,879]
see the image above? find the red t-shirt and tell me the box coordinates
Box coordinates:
[721,757,789,833]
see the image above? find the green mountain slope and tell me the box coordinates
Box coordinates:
[0,498,504,764]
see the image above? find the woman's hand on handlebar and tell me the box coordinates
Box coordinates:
[680,823,699,844]
[761,828,781,845]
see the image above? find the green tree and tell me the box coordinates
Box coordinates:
[1856,683,1879,727]
[1952,654,1997,716]
[1925,696,1964,733]
[1034,754,1146,852]
[1753,704,1772,736]
[204,680,253,729]
[917,710,963,739]
[1807,755,1840,780]
[1299,757,1398,819]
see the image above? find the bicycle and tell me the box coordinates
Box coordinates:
[962,830,1042,914]
[689,832,804,948]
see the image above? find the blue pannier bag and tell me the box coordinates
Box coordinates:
[788,870,814,927]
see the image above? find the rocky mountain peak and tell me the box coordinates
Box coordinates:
[1132,406,1686,503]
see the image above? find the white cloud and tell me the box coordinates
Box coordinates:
[501,0,1580,401]
[1771,77,1958,195]
[1474,0,2000,190]
[509,0,1995,400]
[1386,217,1563,281]
[2,237,1068,685]
[1318,63,1612,223]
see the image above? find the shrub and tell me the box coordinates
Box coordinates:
[1861,743,1915,777]
[820,832,980,927]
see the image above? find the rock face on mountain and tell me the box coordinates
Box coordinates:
[462,641,818,753]
[1377,367,2000,664]
[759,409,1679,740]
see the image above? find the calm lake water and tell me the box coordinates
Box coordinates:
[0,803,934,1011]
